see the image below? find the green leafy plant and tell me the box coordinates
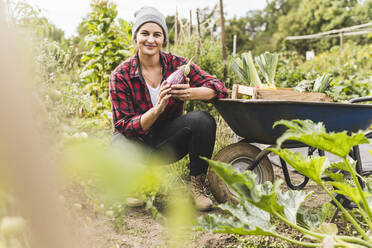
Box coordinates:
[230,51,281,88]
[294,73,333,93]
[198,119,372,247]
[80,0,134,116]
[255,52,279,88]
[230,52,262,87]
[313,73,332,93]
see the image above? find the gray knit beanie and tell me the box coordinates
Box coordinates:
[132,6,168,42]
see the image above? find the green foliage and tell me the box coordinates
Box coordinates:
[277,0,358,53]
[273,149,330,185]
[255,52,279,87]
[198,201,275,236]
[199,119,372,247]
[230,52,262,87]
[297,203,337,230]
[224,0,371,55]
[313,73,332,93]
[275,51,311,88]
[301,43,372,80]
[225,16,255,54]
[301,43,372,101]
[230,51,281,88]
[275,43,371,101]
[170,35,234,114]
[80,0,134,116]
[6,0,66,44]
[273,119,369,158]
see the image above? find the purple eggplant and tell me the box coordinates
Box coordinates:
[166,59,192,86]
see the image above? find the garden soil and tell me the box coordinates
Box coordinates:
[62,163,331,248]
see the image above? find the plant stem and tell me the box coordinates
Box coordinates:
[273,211,324,240]
[343,157,372,224]
[339,235,372,248]
[356,202,372,231]
[272,233,321,247]
[334,236,358,248]
[321,184,370,241]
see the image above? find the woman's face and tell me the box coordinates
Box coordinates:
[135,22,164,57]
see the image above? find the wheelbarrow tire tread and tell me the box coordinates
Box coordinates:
[208,142,274,204]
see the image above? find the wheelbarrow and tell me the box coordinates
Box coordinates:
[208,96,372,203]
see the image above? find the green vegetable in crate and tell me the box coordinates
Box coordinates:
[255,52,278,88]
[230,52,262,87]
[230,51,278,89]
[313,73,332,93]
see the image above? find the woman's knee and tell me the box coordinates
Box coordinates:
[186,111,216,132]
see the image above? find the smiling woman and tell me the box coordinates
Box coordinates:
[109,6,228,211]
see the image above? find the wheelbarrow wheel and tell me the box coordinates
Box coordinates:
[208,142,274,204]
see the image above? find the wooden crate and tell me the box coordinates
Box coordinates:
[232,84,333,102]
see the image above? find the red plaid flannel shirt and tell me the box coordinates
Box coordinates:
[109,51,228,137]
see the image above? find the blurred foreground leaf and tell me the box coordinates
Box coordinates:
[61,138,166,204]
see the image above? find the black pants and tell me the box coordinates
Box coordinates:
[112,111,217,176]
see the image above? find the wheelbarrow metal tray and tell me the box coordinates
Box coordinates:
[213,99,372,144]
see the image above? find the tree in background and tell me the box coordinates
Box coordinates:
[276,0,359,53]
[223,0,371,55]
[224,0,301,55]
[224,16,254,54]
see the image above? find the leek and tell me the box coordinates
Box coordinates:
[255,52,278,88]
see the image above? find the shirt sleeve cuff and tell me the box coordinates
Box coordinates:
[203,82,229,102]
[132,114,150,136]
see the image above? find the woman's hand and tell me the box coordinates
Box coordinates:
[170,77,192,101]
[153,80,172,115]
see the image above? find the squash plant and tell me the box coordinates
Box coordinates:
[198,119,372,247]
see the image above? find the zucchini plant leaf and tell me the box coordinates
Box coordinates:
[323,169,345,182]
[329,181,371,205]
[330,160,356,173]
[269,148,330,185]
[197,200,276,236]
[297,203,336,231]
[196,201,276,236]
[322,160,357,182]
[274,119,369,158]
[203,158,283,214]
[297,208,322,231]
[277,190,312,225]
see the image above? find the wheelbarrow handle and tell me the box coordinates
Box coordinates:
[348,96,372,103]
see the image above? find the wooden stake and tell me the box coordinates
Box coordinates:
[339,32,344,50]
[219,0,227,81]
[189,10,192,36]
[233,34,237,57]
[196,8,201,65]
[175,8,178,46]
